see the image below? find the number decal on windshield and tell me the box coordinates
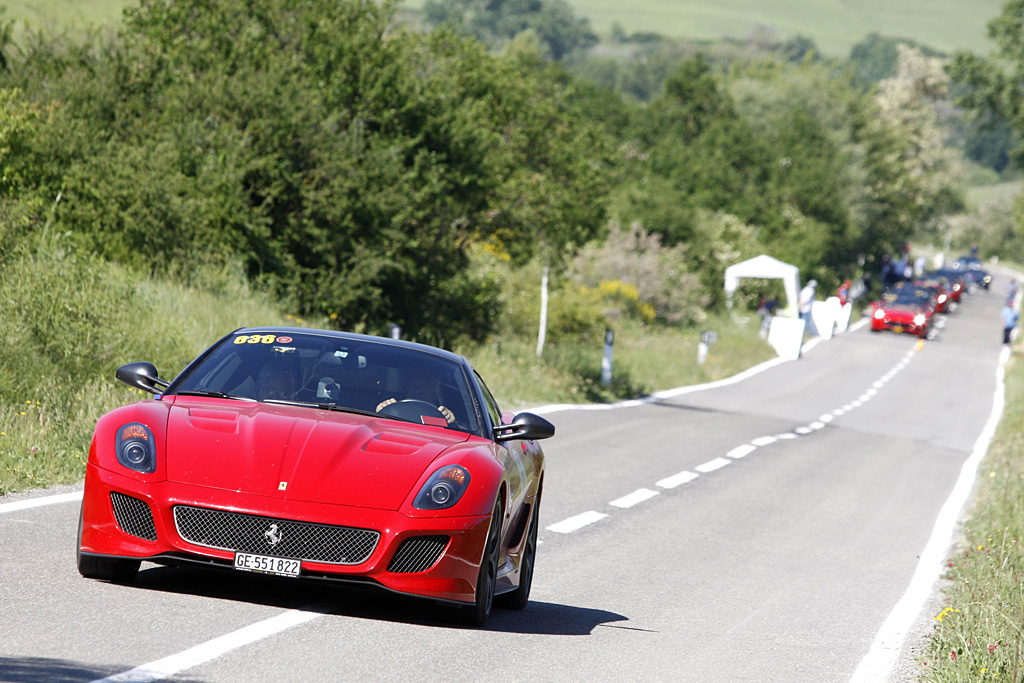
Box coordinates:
[233,334,282,345]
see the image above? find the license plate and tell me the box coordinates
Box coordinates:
[892,325,904,333]
[233,552,301,578]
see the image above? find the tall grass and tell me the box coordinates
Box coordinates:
[0,238,314,495]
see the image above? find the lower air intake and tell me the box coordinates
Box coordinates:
[110,492,157,541]
[387,535,450,573]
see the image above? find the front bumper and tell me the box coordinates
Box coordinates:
[79,464,490,603]
[871,317,928,337]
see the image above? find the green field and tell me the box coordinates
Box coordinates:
[2,0,128,33]
[403,0,1004,57]
[5,0,1005,58]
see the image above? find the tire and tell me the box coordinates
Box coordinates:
[77,506,140,583]
[460,499,502,627]
[497,498,539,611]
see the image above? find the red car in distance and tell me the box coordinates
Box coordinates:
[870,289,936,339]
[77,327,554,626]
[893,280,947,313]
[928,269,967,303]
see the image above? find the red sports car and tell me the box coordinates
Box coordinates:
[870,290,935,338]
[77,327,554,626]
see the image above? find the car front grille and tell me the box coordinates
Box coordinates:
[173,506,379,565]
[387,535,450,573]
[110,492,158,541]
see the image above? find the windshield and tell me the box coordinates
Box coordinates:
[889,293,930,307]
[172,331,481,434]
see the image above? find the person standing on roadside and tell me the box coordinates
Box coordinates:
[1007,277,1018,305]
[799,279,817,323]
[1002,300,1018,345]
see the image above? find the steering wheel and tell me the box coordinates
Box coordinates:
[378,399,447,424]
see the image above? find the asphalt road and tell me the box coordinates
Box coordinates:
[0,273,1010,683]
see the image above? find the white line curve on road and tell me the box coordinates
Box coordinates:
[849,345,1010,683]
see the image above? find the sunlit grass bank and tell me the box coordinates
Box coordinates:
[0,250,314,495]
[462,313,776,410]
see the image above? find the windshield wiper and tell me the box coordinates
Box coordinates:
[314,402,381,418]
[175,390,255,401]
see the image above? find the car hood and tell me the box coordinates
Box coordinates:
[886,307,925,317]
[163,398,470,510]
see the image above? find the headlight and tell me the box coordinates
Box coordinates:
[116,423,156,473]
[938,294,947,303]
[413,465,471,510]
[873,309,885,319]
[914,314,926,326]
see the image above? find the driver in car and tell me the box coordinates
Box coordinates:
[257,363,295,401]
[376,370,456,424]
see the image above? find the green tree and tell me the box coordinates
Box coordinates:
[1,0,611,347]
[948,0,1024,167]
[422,0,597,61]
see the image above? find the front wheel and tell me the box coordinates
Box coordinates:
[498,498,539,611]
[460,499,502,627]
[77,506,140,583]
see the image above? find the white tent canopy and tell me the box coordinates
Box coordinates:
[723,254,801,317]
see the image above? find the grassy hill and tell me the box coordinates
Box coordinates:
[405,0,1005,58]
[3,0,1006,57]
[2,0,128,34]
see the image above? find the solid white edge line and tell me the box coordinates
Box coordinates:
[849,346,1009,683]
[91,607,326,683]
[0,491,83,514]
[610,488,659,508]
[546,511,608,534]
[656,471,699,489]
[695,457,731,473]
[527,355,791,415]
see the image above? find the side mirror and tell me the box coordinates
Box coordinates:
[116,362,170,395]
[493,412,555,443]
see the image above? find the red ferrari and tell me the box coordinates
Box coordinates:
[77,327,554,626]
[870,289,935,339]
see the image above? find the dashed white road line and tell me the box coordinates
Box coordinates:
[695,457,731,473]
[610,488,659,508]
[656,471,699,489]
[727,444,757,458]
[546,510,608,534]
